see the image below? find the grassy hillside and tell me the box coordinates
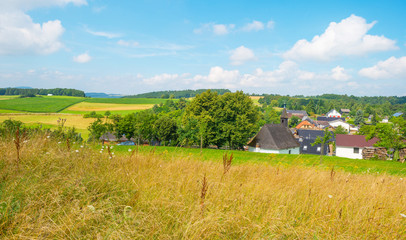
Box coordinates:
[0,96,84,113]
[1,137,406,238]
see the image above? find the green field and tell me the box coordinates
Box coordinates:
[0,96,85,113]
[110,145,406,176]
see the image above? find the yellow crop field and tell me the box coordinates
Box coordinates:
[0,114,93,130]
[250,96,262,105]
[67,102,154,111]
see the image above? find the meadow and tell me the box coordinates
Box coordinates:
[1,135,406,239]
[0,96,85,113]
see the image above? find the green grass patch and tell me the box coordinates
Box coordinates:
[0,96,85,113]
[84,98,175,104]
[110,145,406,176]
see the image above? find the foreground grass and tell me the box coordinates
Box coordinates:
[0,96,85,113]
[1,137,406,239]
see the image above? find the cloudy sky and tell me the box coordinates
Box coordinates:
[0,0,405,96]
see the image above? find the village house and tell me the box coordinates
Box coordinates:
[247,108,300,154]
[340,109,350,115]
[286,110,308,119]
[100,132,135,145]
[326,109,342,118]
[335,134,379,159]
[296,129,334,155]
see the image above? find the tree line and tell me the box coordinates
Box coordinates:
[0,88,85,97]
[88,90,260,150]
[124,89,231,99]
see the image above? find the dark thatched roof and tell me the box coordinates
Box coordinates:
[248,124,300,150]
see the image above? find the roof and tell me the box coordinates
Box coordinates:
[393,112,403,117]
[300,138,330,155]
[297,129,335,141]
[248,124,300,150]
[281,108,289,119]
[336,134,379,148]
[286,110,308,118]
[340,109,350,113]
[296,120,316,129]
[317,116,346,122]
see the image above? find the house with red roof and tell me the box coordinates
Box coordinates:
[335,134,379,159]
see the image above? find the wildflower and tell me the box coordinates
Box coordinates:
[47,136,50,138]
[80,145,84,148]
[109,157,112,159]
[75,150,79,153]
[400,213,406,218]
[128,149,132,152]
[87,205,95,212]
[328,195,333,199]
[400,178,403,181]
[99,151,102,153]
[58,141,61,144]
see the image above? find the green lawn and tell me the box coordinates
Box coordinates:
[109,145,406,176]
[0,96,85,113]
[84,98,175,104]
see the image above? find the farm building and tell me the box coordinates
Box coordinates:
[335,134,379,159]
[247,108,300,154]
[99,132,135,144]
[340,109,350,114]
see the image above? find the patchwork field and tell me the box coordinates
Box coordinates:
[0,96,85,113]
[66,102,154,112]
[84,97,173,104]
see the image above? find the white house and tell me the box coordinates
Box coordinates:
[326,109,342,118]
[47,94,53,96]
[336,134,379,159]
[329,119,350,132]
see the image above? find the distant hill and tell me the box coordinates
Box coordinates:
[14,86,33,89]
[0,88,85,97]
[125,89,231,99]
[85,92,125,98]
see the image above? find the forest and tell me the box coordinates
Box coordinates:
[125,89,231,99]
[0,88,85,97]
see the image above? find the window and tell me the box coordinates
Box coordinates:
[317,147,321,152]
[303,145,307,150]
[354,147,359,154]
[299,138,303,142]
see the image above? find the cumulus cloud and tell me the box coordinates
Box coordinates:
[229,46,256,65]
[73,52,91,63]
[117,40,139,47]
[331,66,351,81]
[266,20,275,29]
[0,12,64,55]
[283,14,397,61]
[359,56,406,79]
[0,0,86,55]
[143,73,180,85]
[242,20,264,32]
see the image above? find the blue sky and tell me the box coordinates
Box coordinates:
[0,0,405,96]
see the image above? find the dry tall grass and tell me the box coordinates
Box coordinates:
[1,135,406,239]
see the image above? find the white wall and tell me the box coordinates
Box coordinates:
[336,146,363,159]
[329,121,350,132]
[248,147,300,154]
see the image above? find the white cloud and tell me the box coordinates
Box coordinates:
[331,66,351,81]
[194,23,235,35]
[0,11,64,55]
[143,73,180,85]
[117,40,139,47]
[73,52,91,63]
[213,24,234,35]
[229,46,256,65]
[359,56,406,79]
[242,20,264,32]
[0,0,86,55]
[283,15,398,61]
[86,28,121,39]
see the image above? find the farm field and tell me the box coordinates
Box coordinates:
[0,114,93,139]
[1,137,406,238]
[64,102,154,113]
[83,97,173,104]
[0,96,85,113]
[0,95,19,100]
[250,96,262,105]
